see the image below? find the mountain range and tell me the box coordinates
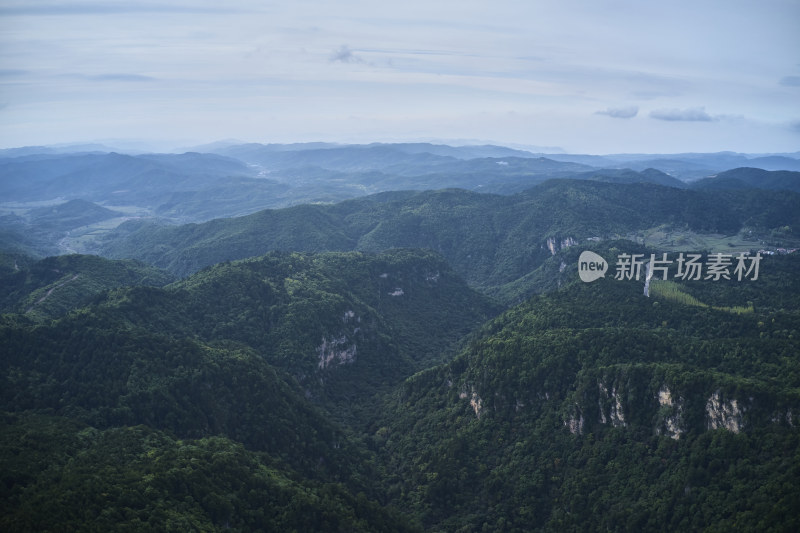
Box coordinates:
[98,179,800,303]
[1,141,799,531]
[2,142,798,259]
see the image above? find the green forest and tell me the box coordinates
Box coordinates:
[1,176,799,531]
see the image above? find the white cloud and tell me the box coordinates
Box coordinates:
[0,1,242,16]
[596,106,639,119]
[75,73,157,82]
[329,45,363,64]
[649,107,714,122]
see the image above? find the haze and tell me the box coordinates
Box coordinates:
[1,0,798,153]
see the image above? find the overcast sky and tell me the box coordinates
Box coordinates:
[1,0,798,153]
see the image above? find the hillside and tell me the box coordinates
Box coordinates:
[2,142,800,531]
[0,254,173,320]
[96,249,498,413]
[376,251,800,531]
[0,331,416,531]
[0,152,255,204]
[100,180,800,302]
[0,414,414,532]
[0,249,497,530]
[0,199,124,257]
[27,199,121,230]
[692,167,800,193]
[2,246,798,531]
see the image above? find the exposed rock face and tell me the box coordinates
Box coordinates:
[546,236,578,255]
[656,386,684,440]
[470,393,483,419]
[598,380,626,427]
[317,335,357,369]
[565,407,585,435]
[658,386,672,406]
[460,388,483,418]
[705,390,744,433]
[558,381,788,439]
[316,310,361,369]
[610,386,626,427]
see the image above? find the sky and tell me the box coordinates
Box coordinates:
[1,0,799,154]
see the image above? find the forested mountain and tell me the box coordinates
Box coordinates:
[0,199,125,257]
[559,152,800,180]
[26,199,121,230]
[0,253,173,320]
[0,416,414,532]
[100,180,800,302]
[569,168,687,188]
[2,143,799,258]
[376,251,800,531]
[2,142,800,531]
[2,245,798,531]
[0,249,496,530]
[691,167,800,193]
[0,152,255,204]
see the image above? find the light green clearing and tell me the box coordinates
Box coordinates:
[624,226,763,253]
[650,279,753,314]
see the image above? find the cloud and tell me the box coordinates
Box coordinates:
[0,69,29,77]
[649,107,713,122]
[779,76,800,87]
[86,73,156,82]
[596,106,638,119]
[329,45,363,64]
[0,2,238,16]
[790,120,800,134]
[58,73,157,82]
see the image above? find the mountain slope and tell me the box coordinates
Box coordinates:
[0,414,415,533]
[570,167,687,188]
[0,199,125,257]
[692,167,800,193]
[27,199,121,231]
[0,248,497,530]
[93,249,499,416]
[100,181,800,300]
[376,251,800,531]
[0,254,173,320]
[0,152,255,204]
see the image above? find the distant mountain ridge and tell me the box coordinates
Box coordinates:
[691,167,800,193]
[2,141,799,267]
[100,180,800,302]
[0,152,256,204]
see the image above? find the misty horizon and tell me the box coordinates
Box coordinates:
[1,0,798,154]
